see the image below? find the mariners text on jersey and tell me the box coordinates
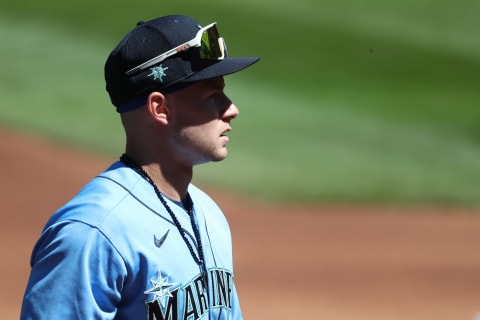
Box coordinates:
[146,268,233,320]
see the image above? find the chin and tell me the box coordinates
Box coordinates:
[193,151,228,165]
[211,153,228,163]
[213,148,229,162]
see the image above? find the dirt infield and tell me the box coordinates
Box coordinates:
[2,127,480,320]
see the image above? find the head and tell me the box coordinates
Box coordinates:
[104,15,259,165]
[105,14,259,112]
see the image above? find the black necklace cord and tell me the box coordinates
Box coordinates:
[119,154,207,286]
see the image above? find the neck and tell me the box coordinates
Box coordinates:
[120,153,192,202]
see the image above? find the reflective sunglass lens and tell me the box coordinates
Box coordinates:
[199,26,225,60]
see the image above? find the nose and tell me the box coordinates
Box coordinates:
[222,94,240,121]
[224,103,239,119]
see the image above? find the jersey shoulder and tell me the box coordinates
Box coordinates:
[43,162,141,227]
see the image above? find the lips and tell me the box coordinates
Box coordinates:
[221,126,232,138]
[220,129,230,143]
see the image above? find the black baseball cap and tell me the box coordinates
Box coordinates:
[105,14,259,113]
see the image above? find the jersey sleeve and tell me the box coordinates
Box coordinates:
[21,220,127,320]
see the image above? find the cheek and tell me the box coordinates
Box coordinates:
[174,125,211,151]
[173,110,216,128]
[173,126,223,164]
[184,122,217,144]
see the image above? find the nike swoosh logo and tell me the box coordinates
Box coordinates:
[154,230,170,248]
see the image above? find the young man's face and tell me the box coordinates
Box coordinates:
[166,77,240,166]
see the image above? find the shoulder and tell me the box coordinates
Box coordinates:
[45,161,152,228]
[35,162,159,259]
[188,184,231,228]
[188,184,226,217]
[188,184,218,208]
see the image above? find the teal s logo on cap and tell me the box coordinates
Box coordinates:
[147,65,169,82]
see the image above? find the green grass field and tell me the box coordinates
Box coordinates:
[1,0,480,206]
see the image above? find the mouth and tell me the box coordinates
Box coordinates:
[220,128,231,142]
[221,127,232,137]
[220,133,230,141]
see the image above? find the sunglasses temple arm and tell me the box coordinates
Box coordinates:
[126,51,173,75]
[126,38,202,76]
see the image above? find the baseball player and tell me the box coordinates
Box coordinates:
[21,14,259,319]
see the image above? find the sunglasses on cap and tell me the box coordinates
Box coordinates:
[126,23,227,76]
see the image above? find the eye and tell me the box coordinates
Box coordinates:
[208,92,219,99]
[206,90,223,101]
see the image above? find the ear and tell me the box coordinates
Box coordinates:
[146,91,169,125]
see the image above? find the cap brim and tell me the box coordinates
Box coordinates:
[183,57,260,83]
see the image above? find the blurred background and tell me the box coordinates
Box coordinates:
[2,1,480,319]
[1,0,480,207]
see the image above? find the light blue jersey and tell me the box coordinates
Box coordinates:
[21,161,242,319]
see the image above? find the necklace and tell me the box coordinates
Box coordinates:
[119,154,207,287]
